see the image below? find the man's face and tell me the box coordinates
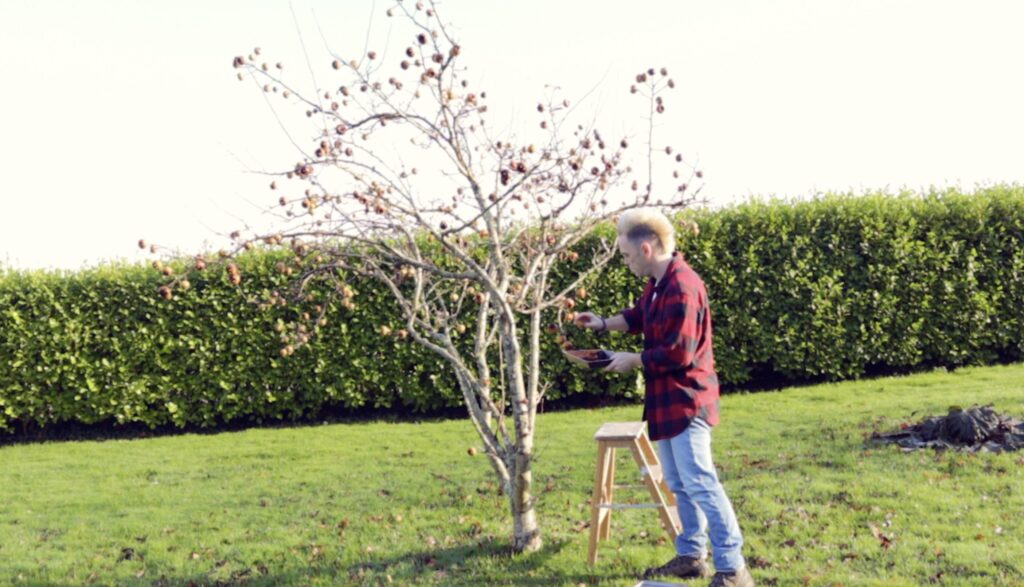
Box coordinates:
[617,236,647,278]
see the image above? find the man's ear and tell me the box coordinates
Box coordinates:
[640,241,653,258]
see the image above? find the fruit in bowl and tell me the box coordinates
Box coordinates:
[562,348,613,369]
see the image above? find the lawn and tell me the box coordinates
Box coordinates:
[2,363,1023,586]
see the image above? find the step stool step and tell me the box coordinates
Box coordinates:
[594,421,646,440]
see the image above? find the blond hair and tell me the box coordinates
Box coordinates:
[617,208,676,253]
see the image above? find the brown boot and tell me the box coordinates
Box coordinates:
[708,566,754,587]
[642,554,711,580]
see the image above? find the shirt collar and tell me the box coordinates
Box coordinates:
[652,252,685,294]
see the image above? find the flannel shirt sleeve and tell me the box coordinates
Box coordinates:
[640,292,699,377]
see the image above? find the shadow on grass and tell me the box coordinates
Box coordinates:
[0,395,640,448]
[9,539,641,587]
[347,537,639,586]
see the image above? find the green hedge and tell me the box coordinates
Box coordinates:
[683,186,1024,383]
[2,186,1023,432]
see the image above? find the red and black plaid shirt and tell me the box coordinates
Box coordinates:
[620,252,720,441]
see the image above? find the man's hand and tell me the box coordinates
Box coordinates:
[604,351,642,373]
[574,312,603,331]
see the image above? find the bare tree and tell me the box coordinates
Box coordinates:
[180,2,701,553]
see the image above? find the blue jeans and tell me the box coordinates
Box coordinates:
[657,417,745,573]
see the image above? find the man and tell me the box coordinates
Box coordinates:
[575,209,754,587]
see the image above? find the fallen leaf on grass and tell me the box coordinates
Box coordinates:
[748,555,773,569]
[868,524,893,549]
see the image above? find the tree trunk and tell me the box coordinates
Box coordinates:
[509,450,542,553]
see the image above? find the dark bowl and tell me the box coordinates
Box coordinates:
[562,349,613,369]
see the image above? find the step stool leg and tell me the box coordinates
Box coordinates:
[630,438,681,540]
[587,441,611,566]
[600,446,615,540]
[638,434,677,507]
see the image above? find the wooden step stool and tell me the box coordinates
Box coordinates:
[588,421,681,565]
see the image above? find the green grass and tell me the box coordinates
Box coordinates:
[2,364,1023,586]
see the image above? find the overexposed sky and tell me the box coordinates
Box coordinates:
[1,0,1022,270]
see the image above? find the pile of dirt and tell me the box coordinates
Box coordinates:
[872,405,1024,452]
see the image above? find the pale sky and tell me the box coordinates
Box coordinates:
[2,0,1022,271]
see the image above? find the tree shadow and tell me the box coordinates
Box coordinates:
[346,537,641,586]
[8,538,646,586]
